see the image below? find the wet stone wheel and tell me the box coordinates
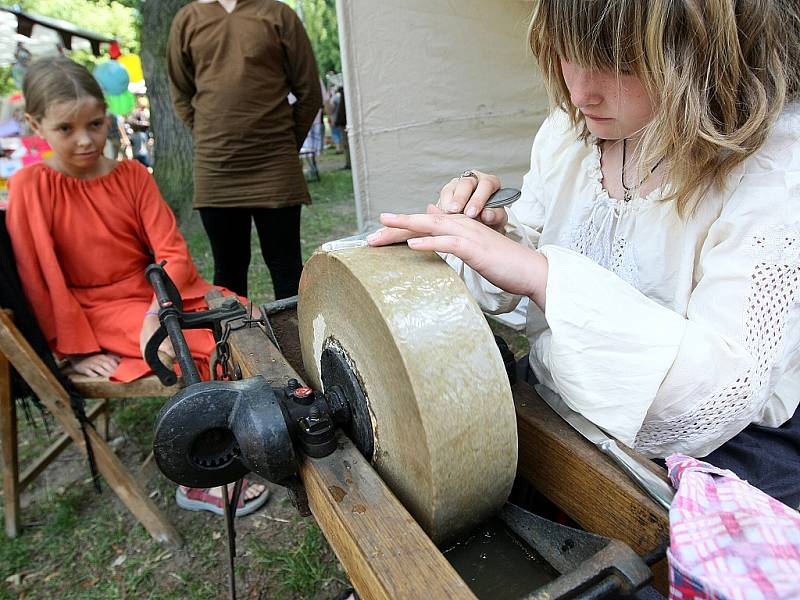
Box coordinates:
[298,244,518,543]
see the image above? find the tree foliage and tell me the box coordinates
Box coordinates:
[286,0,341,75]
[0,65,15,96]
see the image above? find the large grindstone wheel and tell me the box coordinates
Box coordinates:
[298,245,518,543]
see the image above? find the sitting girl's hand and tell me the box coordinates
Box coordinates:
[438,170,508,232]
[367,210,548,308]
[68,352,121,378]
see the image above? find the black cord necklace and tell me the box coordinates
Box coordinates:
[621,138,664,202]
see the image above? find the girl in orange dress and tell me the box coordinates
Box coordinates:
[7,55,267,515]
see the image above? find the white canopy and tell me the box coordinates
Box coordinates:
[335,0,550,230]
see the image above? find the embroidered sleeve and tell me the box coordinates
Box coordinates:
[634,221,800,456]
[540,168,800,456]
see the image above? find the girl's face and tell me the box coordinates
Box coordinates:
[560,59,654,141]
[27,96,109,178]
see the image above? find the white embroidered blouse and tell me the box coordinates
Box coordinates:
[446,106,800,458]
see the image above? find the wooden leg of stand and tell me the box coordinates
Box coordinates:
[0,313,181,547]
[1,353,20,538]
[19,400,112,490]
[93,399,110,441]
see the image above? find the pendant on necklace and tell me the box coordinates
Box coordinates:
[623,189,633,202]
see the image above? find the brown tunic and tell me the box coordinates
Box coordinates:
[167,0,322,208]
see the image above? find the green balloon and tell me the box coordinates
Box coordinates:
[105,91,135,116]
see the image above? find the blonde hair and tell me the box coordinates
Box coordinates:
[528,0,800,214]
[23,56,106,122]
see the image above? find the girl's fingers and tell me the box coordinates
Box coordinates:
[437,178,459,211]
[379,211,476,238]
[367,225,419,246]
[98,363,115,377]
[368,206,449,247]
[406,234,485,267]
[86,361,109,377]
[463,177,500,218]
[480,207,508,230]
[446,177,479,213]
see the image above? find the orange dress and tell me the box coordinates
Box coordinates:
[7,160,231,382]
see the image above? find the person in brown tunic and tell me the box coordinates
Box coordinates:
[167,0,322,298]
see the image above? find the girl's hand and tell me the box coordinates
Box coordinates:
[140,313,175,362]
[438,170,508,232]
[367,210,548,308]
[68,352,121,378]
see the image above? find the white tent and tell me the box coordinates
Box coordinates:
[335,0,550,231]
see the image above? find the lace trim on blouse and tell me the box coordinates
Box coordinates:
[568,141,660,289]
[634,226,800,454]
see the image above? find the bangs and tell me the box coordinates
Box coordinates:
[529,0,647,73]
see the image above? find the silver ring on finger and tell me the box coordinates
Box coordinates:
[458,169,479,182]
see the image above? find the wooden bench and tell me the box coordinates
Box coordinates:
[0,310,182,545]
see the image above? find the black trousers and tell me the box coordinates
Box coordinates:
[198,205,303,299]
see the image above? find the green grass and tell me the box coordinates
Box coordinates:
[249,522,346,597]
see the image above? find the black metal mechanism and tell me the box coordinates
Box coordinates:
[500,504,653,599]
[146,263,357,488]
[146,262,371,490]
[144,263,661,600]
[320,346,373,459]
[144,262,248,387]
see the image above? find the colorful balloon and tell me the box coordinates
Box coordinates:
[117,54,144,83]
[94,60,130,96]
[105,91,135,116]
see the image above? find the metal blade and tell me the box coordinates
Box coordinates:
[534,384,610,445]
[534,384,674,510]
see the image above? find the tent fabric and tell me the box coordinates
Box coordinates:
[336,0,549,230]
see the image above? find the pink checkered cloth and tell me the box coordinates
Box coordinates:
[666,454,800,599]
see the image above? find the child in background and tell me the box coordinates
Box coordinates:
[104,112,129,160]
[7,56,267,516]
[368,0,800,507]
[128,96,151,168]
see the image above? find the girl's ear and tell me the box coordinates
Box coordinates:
[24,113,41,135]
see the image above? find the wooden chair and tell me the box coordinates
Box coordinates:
[0,310,182,545]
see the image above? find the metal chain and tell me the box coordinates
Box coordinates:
[211,310,269,381]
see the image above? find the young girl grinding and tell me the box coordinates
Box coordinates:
[368,0,800,507]
[6,56,267,516]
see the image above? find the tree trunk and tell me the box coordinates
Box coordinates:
[141,0,194,221]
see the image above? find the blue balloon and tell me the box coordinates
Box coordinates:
[94,60,130,96]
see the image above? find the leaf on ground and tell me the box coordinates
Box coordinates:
[111,554,127,568]
[169,572,186,584]
[153,550,172,563]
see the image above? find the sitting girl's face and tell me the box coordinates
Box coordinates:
[560,59,653,141]
[27,96,109,178]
